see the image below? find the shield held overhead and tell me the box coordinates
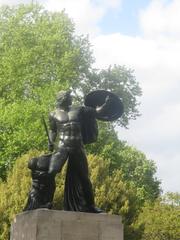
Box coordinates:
[84,90,124,121]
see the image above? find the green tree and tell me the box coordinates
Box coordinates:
[0,3,93,178]
[134,193,180,240]
[0,4,93,102]
[116,145,161,203]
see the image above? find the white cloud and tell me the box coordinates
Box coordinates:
[92,0,180,192]
[140,0,180,38]
[117,101,180,192]
[44,0,122,35]
[0,0,31,5]
[92,33,180,94]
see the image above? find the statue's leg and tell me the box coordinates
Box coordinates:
[41,173,56,209]
[48,146,68,175]
[47,175,56,203]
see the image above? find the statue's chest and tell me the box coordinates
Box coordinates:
[54,109,80,123]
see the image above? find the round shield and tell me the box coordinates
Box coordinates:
[84,90,124,121]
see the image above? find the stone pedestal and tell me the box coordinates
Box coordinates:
[10,209,123,240]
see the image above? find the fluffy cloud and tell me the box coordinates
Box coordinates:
[140,0,180,38]
[0,0,30,4]
[44,0,121,35]
[92,32,180,95]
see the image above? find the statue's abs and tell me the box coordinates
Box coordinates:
[55,108,82,147]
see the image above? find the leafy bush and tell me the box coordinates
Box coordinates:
[134,193,180,240]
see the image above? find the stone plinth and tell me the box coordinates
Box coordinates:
[10,209,123,240]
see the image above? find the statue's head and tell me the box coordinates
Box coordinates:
[56,90,72,108]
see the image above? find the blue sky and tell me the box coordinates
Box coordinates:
[0,0,179,193]
[99,0,151,35]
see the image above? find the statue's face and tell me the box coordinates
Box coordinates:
[65,92,72,106]
[57,91,72,107]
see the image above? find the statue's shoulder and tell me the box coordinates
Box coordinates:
[49,109,67,122]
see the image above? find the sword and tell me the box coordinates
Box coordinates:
[41,115,51,145]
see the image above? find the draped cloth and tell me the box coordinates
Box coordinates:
[80,106,98,145]
[63,147,95,212]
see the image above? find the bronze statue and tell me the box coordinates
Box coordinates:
[24,90,123,213]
